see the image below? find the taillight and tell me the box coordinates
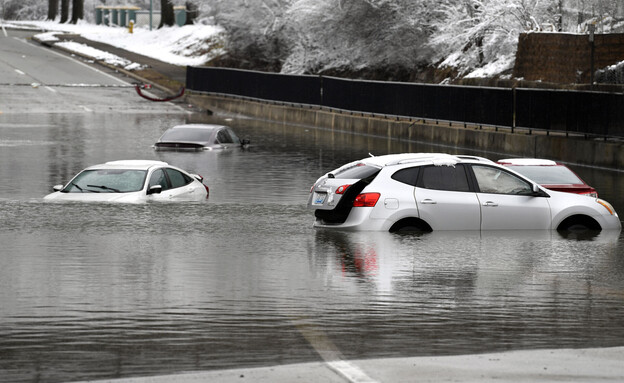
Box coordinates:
[203,184,210,198]
[335,184,351,194]
[353,193,380,207]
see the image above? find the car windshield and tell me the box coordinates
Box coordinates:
[63,169,147,193]
[509,165,584,184]
[159,127,216,143]
[331,163,381,179]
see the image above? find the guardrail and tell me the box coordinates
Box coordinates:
[187,66,624,139]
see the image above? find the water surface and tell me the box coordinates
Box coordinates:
[1,112,623,382]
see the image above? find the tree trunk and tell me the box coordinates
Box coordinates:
[159,0,175,28]
[60,0,69,23]
[185,1,198,25]
[48,0,59,20]
[70,0,83,24]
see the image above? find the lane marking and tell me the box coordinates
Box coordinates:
[14,69,25,75]
[45,86,57,93]
[2,24,7,37]
[294,320,379,383]
[15,37,130,86]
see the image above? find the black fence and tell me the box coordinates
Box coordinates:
[187,66,624,138]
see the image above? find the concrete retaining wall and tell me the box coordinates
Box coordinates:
[188,93,624,170]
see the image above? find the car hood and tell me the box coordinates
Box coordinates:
[43,191,145,203]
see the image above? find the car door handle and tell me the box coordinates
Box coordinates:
[482,201,498,207]
[420,199,437,204]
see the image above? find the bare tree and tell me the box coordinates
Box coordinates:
[70,0,83,23]
[47,0,59,20]
[60,0,69,23]
[159,0,175,28]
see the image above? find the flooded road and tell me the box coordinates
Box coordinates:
[1,109,623,382]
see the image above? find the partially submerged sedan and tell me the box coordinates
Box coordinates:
[44,160,209,202]
[154,124,250,151]
[307,153,620,232]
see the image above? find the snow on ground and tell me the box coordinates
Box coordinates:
[2,20,225,67]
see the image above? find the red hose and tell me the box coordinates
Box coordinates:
[135,84,185,102]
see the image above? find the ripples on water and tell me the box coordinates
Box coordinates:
[1,113,623,382]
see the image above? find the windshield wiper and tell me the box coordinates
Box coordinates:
[70,182,84,192]
[87,184,121,193]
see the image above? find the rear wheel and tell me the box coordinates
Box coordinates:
[389,218,432,233]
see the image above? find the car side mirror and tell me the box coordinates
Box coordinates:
[53,184,64,192]
[147,185,162,195]
[532,184,549,197]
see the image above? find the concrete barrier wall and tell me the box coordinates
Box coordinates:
[187,93,624,170]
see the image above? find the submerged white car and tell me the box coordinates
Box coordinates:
[44,160,209,202]
[307,153,621,232]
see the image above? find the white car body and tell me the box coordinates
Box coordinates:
[307,153,621,232]
[44,160,209,203]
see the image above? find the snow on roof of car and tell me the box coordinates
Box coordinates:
[327,153,494,177]
[363,153,493,167]
[498,158,558,166]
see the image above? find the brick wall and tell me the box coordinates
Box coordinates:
[512,32,624,84]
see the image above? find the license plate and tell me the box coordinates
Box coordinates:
[313,192,327,205]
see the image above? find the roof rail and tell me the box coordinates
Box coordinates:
[455,155,495,163]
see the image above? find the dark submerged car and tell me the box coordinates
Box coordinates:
[154,124,250,151]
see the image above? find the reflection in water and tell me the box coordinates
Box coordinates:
[0,111,623,382]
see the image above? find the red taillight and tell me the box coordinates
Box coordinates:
[335,184,351,194]
[195,174,209,198]
[353,193,380,207]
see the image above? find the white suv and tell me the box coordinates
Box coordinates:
[307,153,621,232]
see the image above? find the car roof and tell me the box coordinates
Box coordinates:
[497,158,559,166]
[169,124,227,131]
[328,153,495,177]
[360,153,495,167]
[87,160,169,170]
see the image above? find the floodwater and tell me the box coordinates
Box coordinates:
[1,111,624,383]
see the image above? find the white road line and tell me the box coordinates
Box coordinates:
[2,24,7,37]
[45,86,57,93]
[294,320,380,383]
[14,69,25,75]
[79,105,92,112]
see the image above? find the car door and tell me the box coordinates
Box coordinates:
[414,164,481,230]
[147,168,197,200]
[163,168,200,200]
[470,164,552,230]
[146,168,172,200]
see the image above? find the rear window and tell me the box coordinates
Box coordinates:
[392,167,420,186]
[332,164,380,179]
[160,127,216,142]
